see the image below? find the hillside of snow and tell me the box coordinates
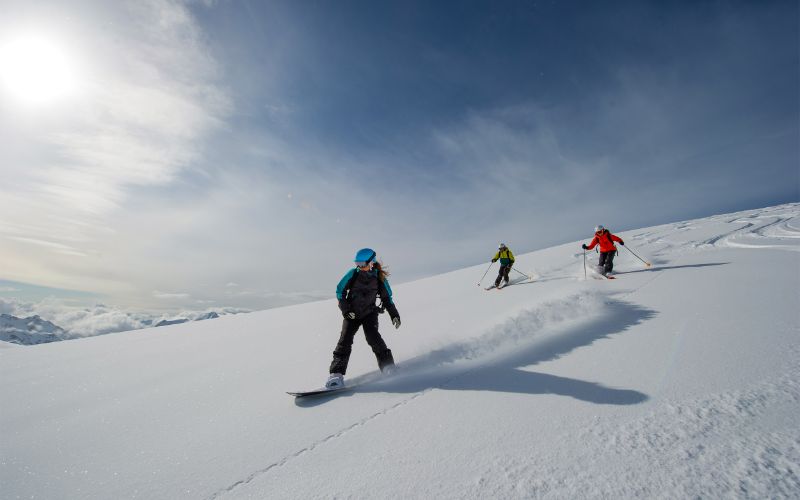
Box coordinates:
[1,203,798,499]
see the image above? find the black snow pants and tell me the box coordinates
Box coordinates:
[330,312,394,375]
[495,263,512,286]
[598,251,616,275]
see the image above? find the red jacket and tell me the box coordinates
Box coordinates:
[586,230,623,253]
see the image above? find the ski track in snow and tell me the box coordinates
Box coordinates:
[712,206,800,250]
[622,205,800,256]
[699,214,799,251]
[698,222,755,247]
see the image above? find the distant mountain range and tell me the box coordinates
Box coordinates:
[0,313,69,345]
[154,311,219,327]
[1,311,223,346]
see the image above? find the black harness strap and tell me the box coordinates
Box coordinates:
[343,269,360,299]
[343,268,387,314]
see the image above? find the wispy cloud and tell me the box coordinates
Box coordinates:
[0,0,228,295]
[153,291,191,300]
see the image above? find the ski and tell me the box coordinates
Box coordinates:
[487,276,533,290]
[588,266,616,280]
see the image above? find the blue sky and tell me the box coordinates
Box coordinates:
[0,0,797,314]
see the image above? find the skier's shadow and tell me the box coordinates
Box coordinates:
[615,262,729,275]
[351,299,656,405]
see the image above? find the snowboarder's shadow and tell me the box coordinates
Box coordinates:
[354,299,656,405]
[438,367,647,404]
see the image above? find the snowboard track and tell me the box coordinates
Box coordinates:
[207,382,451,499]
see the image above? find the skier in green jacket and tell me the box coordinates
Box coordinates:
[491,243,515,288]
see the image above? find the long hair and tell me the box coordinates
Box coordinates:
[374,261,390,282]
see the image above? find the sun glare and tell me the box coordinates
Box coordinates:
[0,34,77,106]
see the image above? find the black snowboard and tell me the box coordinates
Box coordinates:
[287,385,354,398]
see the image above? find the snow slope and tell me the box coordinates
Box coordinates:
[1,203,798,499]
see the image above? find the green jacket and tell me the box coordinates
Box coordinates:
[492,248,515,266]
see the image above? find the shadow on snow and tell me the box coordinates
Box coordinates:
[297,298,655,407]
[615,262,729,275]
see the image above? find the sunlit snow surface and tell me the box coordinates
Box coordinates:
[2,203,799,499]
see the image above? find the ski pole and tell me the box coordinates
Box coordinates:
[623,245,651,267]
[477,262,494,286]
[511,267,532,280]
[583,249,587,279]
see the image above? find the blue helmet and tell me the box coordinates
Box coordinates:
[354,248,377,264]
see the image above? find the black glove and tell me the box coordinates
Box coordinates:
[491,259,497,263]
[338,300,355,320]
[386,300,401,329]
[385,302,400,320]
[581,244,588,250]
[619,240,625,246]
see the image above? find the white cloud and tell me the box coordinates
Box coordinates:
[8,236,88,257]
[0,296,249,338]
[153,291,191,300]
[0,0,229,296]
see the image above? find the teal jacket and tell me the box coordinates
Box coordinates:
[336,268,395,303]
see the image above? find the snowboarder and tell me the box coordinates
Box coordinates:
[491,243,515,288]
[582,225,625,276]
[326,248,401,389]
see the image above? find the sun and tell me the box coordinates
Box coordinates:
[0,34,78,107]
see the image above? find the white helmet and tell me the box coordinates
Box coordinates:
[594,225,604,233]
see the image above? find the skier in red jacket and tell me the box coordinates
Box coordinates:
[582,225,624,276]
